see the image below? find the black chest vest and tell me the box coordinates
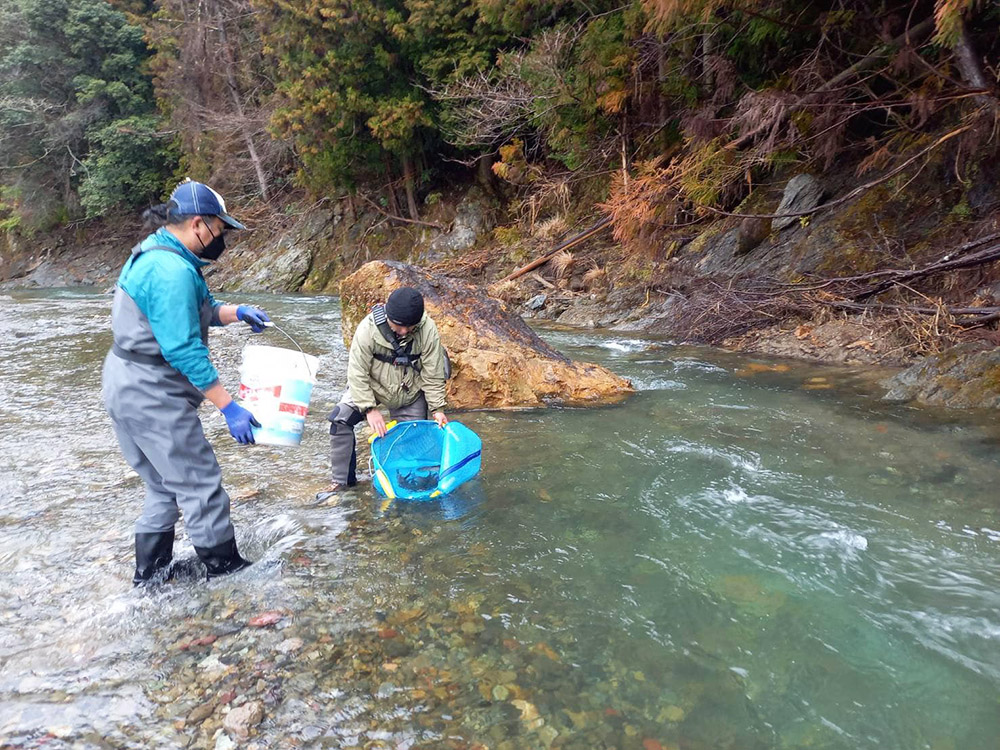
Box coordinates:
[371,304,422,371]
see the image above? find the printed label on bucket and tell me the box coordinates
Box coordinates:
[240,378,315,447]
[239,343,320,447]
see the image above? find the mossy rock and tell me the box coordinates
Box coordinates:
[882,344,1000,408]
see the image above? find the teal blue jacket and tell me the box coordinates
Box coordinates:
[116,228,224,390]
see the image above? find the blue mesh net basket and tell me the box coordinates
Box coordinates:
[369,420,482,500]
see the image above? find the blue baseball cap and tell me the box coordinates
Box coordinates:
[169,179,246,230]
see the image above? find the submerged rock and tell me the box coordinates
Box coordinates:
[275,638,303,654]
[187,699,218,725]
[881,344,1000,408]
[223,700,264,739]
[339,261,633,408]
[248,612,284,628]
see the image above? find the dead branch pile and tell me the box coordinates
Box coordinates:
[657,266,998,356]
[764,231,1000,324]
[662,283,813,344]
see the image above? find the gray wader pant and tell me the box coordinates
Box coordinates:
[327,390,429,486]
[102,285,235,550]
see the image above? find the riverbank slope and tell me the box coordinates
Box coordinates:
[3,147,1000,407]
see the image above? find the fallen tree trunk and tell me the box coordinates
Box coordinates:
[853,242,1000,301]
[821,300,1000,317]
[775,231,1000,292]
[502,216,612,282]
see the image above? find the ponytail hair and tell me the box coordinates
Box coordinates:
[142,200,192,231]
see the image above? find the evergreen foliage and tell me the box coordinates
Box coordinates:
[0,0,997,232]
[78,114,177,216]
[0,0,170,227]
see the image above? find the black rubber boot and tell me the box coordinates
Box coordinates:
[194,537,252,580]
[133,529,175,586]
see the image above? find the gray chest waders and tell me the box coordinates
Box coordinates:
[102,241,248,582]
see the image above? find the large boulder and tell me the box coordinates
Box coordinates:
[225,208,335,292]
[340,261,633,408]
[233,236,312,292]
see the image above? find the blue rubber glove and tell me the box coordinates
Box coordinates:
[236,305,270,333]
[221,401,261,444]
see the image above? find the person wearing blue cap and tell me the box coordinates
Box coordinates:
[102,179,269,584]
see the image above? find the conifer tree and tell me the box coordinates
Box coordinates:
[0,0,170,225]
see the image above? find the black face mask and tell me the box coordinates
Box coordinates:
[198,222,226,261]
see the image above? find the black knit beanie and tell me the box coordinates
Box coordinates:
[385,287,424,326]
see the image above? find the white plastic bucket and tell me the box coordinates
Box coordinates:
[238,344,320,447]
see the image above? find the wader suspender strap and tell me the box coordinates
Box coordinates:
[112,243,192,367]
[370,304,422,372]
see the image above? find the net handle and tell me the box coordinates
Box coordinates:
[370,421,415,494]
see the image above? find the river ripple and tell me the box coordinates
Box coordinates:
[1,289,999,749]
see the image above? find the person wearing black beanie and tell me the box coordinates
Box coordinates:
[384,287,424,327]
[318,286,450,499]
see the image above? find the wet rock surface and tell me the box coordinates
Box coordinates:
[882,343,1000,407]
[339,260,633,408]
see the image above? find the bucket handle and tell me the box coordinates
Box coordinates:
[261,321,315,379]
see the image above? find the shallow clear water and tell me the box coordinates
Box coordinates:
[1,289,999,749]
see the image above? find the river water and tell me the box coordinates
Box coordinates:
[1,288,999,750]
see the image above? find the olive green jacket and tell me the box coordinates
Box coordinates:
[347,311,448,413]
